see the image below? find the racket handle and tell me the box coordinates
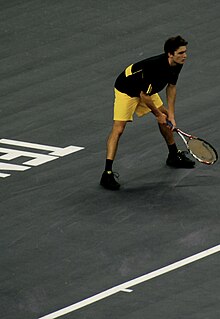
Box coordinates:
[166,120,177,131]
[166,119,173,128]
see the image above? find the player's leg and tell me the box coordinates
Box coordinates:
[100,89,138,190]
[158,104,195,168]
[157,104,176,145]
[106,120,127,161]
[100,121,126,190]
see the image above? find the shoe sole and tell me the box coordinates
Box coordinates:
[100,182,120,190]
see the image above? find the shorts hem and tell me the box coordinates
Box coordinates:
[113,118,133,122]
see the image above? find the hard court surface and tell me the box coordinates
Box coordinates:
[0,1,220,318]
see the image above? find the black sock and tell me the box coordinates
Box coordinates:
[168,143,178,157]
[105,159,113,172]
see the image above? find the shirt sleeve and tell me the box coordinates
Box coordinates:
[168,64,183,85]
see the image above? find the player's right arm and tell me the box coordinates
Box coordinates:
[140,91,167,125]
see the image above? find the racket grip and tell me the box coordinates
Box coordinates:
[166,120,173,128]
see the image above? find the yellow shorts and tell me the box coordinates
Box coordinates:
[113,88,163,121]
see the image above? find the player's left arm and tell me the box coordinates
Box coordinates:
[166,83,177,127]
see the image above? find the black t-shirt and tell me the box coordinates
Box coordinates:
[114,53,183,97]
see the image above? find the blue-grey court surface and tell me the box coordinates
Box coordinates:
[0,1,220,318]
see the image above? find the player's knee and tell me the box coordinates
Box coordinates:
[113,122,126,136]
[117,126,125,136]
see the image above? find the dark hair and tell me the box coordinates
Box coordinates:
[164,36,188,55]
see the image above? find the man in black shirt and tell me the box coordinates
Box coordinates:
[100,36,195,190]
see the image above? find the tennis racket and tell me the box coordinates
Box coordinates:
[166,120,218,165]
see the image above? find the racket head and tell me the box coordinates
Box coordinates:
[187,137,218,165]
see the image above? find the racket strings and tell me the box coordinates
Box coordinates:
[188,139,217,163]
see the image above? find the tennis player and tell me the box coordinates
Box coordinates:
[100,35,195,190]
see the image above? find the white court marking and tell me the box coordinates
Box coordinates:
[39,244,220,319]
[0,139,84,178]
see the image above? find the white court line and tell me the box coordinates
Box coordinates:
[39,244,220,319]
[0,139,84,157]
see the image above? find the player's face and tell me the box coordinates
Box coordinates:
[169,46,187,65]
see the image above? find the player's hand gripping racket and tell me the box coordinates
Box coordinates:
[166,120,218,165]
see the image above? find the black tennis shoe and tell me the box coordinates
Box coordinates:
[166,150,195,168]
[100,171,120,190]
